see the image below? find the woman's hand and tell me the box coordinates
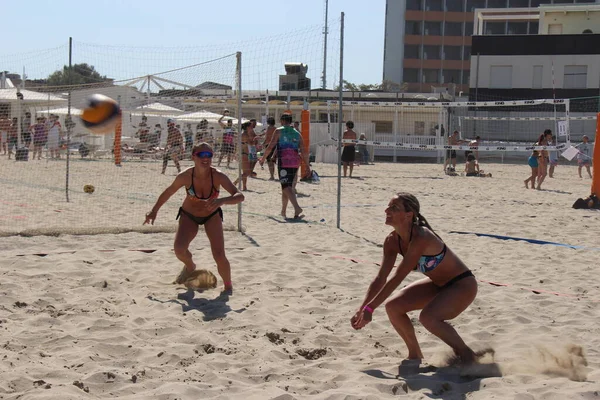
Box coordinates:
[205,197,223,212]
[351,308,372,330]
[144,210,157,225]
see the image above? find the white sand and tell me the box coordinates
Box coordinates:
[0,157,598,399]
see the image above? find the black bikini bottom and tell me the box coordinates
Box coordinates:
[176,207,223,225]
[440,270,474,289]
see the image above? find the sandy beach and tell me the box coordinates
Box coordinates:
[0,156,598,399]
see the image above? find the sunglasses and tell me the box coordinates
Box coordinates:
[194,151,213,159]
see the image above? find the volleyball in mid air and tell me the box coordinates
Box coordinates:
[80,94,120,134]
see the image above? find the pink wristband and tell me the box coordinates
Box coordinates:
[363,305,374,313]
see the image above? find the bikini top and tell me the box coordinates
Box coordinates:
[398,228,447,274]
[187,168,219,201]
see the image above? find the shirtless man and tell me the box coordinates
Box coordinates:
[162,119,183,174]
[444,130,466,173]
[341,121,358,178]
[260,116,277,180]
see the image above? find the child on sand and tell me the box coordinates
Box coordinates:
[464,154,491,177]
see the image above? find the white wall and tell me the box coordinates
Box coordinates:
[382,0,406,85]
[540,10,600,34]
[470,54,600,89]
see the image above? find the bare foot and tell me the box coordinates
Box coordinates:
[524,179,529,189]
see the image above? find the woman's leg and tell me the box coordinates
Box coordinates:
[204,212,232,290]
[385,278,441,360]
[537,162,547,189]
[173,215,199,272]
[419,276,477,363]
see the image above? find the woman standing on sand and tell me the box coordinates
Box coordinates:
[144,142,244,292]
[352,193,479,364]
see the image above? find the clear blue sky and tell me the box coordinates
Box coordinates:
[0,0,385,90]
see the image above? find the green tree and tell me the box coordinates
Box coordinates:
[335,79,408,92]
[46,63,113,86]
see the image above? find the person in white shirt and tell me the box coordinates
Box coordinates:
[577,135,593,179]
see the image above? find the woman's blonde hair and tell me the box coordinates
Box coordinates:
[394,192,441,239]
[191,142,213,153]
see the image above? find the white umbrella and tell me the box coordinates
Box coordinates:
[36,107,82,116]
[134,102,183,114]
[178,110,261,126]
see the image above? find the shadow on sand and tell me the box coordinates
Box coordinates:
[147,289,246,321]
[362,360,502,399]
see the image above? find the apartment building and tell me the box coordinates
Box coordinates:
[382,0,598,93]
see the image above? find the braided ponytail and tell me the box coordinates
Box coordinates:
[396,192,442,240]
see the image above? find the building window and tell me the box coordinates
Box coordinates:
[490,66,513,88]
[508,0,529,7]
[485,22,506,35]
[423,69,440,83]
[374,121,393,133]
[442,69,461,84]
[424,21,442,36]
[487,0,507,7]
[548,24,563,34]
[404,45,420,59]
[564,65,587,89]
[532,65,543,89]
[425,0,443,11]
[464,22,474,36]
[406,0,424,10]
[423,45,441,60]
[463,46,471,60]
[446,0,464,11]
[404,68,420,83]
[444,46,462,60]
[466,0,486,12]
[507,22,528,35]
[444,22,463,36]
[405,20,422,35]
[414,121,425,135]
[462,70,470,86]
[531,0,552,6]
[529,21,539,34]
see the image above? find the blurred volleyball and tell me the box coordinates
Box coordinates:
[83,184,95,194]
[80,94,120,134]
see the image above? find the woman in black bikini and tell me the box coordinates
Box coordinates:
[144,142,244,292]
[351,193,479,364]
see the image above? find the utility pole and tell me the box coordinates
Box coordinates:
[321,0,329,89]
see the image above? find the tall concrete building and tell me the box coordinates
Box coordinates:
[382,0,598,94]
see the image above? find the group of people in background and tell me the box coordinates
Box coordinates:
[524,129,593,190]
[0,112,68,160]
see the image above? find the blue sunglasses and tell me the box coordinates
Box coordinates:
[194,151,213,159]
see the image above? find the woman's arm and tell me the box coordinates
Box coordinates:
[210,171,245,211]
[144,174,187,224]
[364,236,424,311]
[359,234,397,308]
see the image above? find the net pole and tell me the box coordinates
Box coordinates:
[565,98,571,148]
[65,37,72,202]
[393,106,398,163]
[236,51,242,233]
[336,12,344,230]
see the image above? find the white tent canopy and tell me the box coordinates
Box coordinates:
[134,102,183,114]
[36,107,82,116]
[177,110,261,126]
[0,88,66,105]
